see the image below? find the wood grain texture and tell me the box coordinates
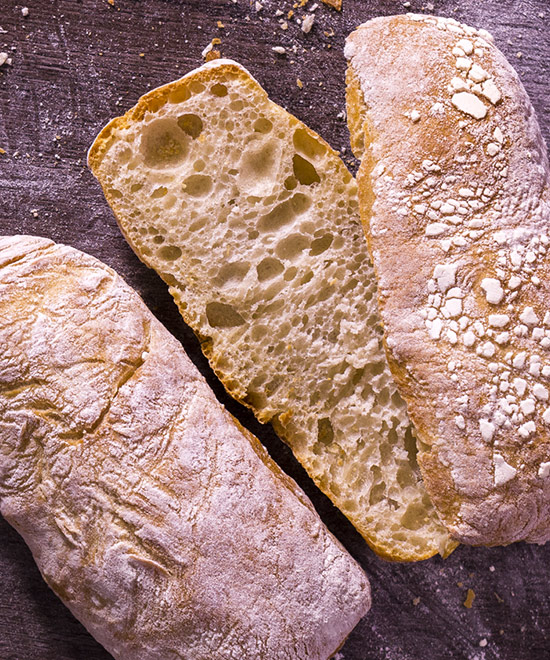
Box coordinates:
[0,0,549,658]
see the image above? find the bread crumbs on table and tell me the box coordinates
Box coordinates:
[321,0,342,9]
[217,21,224,28]
[412,597,420,606]
[302,14,315,33]
[205,50,221,62]
[296,78,303,88]
[464,588,476,608]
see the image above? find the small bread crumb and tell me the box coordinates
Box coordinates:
[217,21,225,28]
[205,50,221,62]
[301,14,315,33]
[412,596,420,606]
[296,78,303,89]
[272,46,286,55]
[21,6,29,15]
[0,148,6,155]
[321,0,342,9]
[464,588,476,608]
[479,639,488,647]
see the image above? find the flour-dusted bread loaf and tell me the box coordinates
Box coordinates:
[87,59,455,561]
[0,235,371,660]
[346,14,550,545]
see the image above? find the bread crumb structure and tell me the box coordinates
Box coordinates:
[88,59,455,561]
[346,15,550,545]
[0,235,370,660]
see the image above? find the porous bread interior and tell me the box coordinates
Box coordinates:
[89,62,455,561]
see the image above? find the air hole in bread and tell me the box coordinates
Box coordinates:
[400,502,429,531]
[177,114,204,139]
[193,159,206,172]
[153,235,165,244]
[130,183,143,193]
[206,302,246,328]
[151,186,168,199]
[108,188,123,199]
[257,257,284,282]
[292,154,321,186]
[317,418,334,446]
[211,83,228,97]
[230,99,244,111]
[141,119,188,168]
[300,270,314,286]
[158,245,182,261]
[189,81,205,94]
[168,85,191,104]
[189,218,207,232]
[369,481,385,507]
[251,325,268,341]
[275,234,309,261]
[253,117,273,134]
[182,174,212,196]
[404,427,419,472]
[284,176,298,191]
[258,198,303,233]
[244,389,267,409]
[310,234,333,256]
[293,128,327,160]
[214,261,250,286]
[240,141,278,185]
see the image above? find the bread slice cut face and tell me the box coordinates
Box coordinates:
[88,59,455,561]
[346,15,550,545]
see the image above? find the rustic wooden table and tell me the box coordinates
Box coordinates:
[0,1,549,658]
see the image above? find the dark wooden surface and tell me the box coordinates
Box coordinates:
[0,1,549,658]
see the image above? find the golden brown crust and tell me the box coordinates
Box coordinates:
[0,235,370,659]
[346,14,550,545]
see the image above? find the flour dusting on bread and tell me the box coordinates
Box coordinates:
[346,14,550,545]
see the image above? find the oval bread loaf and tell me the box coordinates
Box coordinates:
[346,14,550,545]
[87,59,455,561]
[0,235,370,660]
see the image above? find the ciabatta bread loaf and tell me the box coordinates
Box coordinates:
[346,14,550,545]
[87,59,455,561]
[0,235,370,659]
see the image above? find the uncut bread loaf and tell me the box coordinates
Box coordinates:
[0,235,371,660]
[88,59,455,561]
[346,14,550,545]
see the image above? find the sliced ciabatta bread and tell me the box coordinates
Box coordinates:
[88,59,455,561]
[346,15,550,545]
[0,234,370,660]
